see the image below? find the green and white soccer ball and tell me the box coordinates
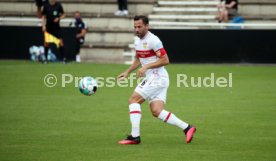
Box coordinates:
[79,76,98,96]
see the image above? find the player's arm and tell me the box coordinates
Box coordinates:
[59,13,66,20]
[76,28,87,38]
[117,56,141,80]
[54,13,65,23]
[137,53,169,77]
[126,56,141,74]
[54,4,65,23]
[59,3,65,20]
[41,15,46,32]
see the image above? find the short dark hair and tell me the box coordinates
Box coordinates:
[134,15,149,25]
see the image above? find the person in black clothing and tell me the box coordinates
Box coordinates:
[35,0,48,18]
[217,0,238,23]
[114,0,128,16]
[74,11,87,63]
[41,0,66,63]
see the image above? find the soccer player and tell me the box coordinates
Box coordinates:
[41,0,65,63]
[74,11,87,63]
[117,15,196,145]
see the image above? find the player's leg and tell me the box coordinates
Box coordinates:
[44,42,49,63]
[75,39,81,62]
[150,100,189,130]
[122,0,128,10]
[118,90,145,144]
[59,38,66,63]
[51,27,65,63]
[150,90,196,143]
[122,0,128,15]
[118,0,123,11]
[128,92,145,136]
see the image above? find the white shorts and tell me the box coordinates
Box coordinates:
[135,74,169,103]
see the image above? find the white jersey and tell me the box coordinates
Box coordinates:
[134,31,168,78]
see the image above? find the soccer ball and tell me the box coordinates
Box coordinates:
[79,76,98,96]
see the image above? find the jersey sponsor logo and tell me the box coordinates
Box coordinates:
[136,50,156,58]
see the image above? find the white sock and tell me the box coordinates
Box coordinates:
[129,103,142,137]
[158,110,189,130]
[76,54,81,62]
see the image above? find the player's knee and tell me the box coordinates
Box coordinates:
[151,108,162,117]
[128,93,144,104]
[128,96,138,104]
[151,111,160,117]
[128,98,134,104]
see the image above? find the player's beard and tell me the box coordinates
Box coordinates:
[136,31,146,39]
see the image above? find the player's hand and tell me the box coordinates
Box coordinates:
[117,72,128,81]
[53,18,60,23]
[137,67,146,77]
[42,26,46,32]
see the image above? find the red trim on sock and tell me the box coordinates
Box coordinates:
[130,111,141,114]
[164,112,171,122]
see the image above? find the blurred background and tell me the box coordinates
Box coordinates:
[0,0,276,64]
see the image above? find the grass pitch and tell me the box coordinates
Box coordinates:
[0,60,275,161]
